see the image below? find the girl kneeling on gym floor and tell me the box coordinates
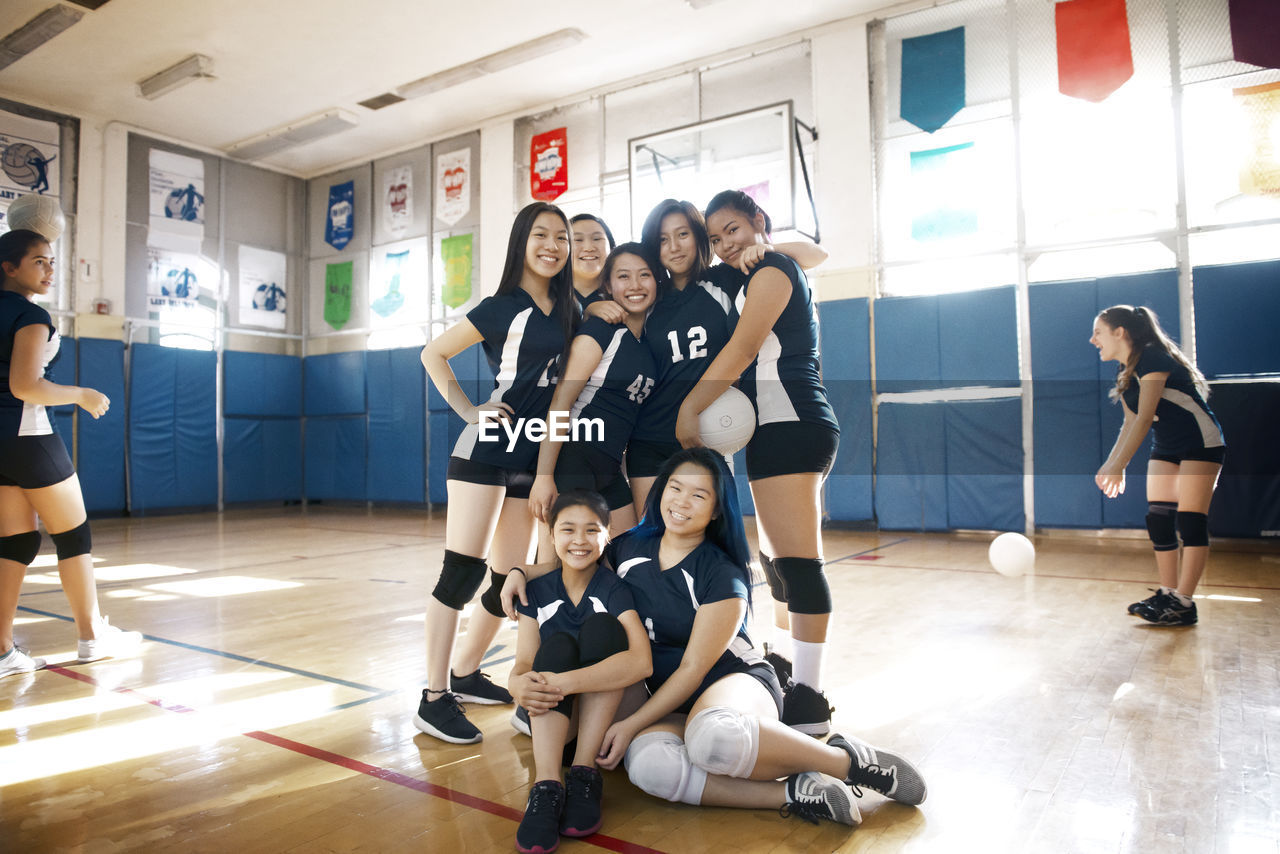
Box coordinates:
[509,490,651,854]
[507,449,926,830]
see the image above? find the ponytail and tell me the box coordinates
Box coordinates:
[1099,305,1209,401]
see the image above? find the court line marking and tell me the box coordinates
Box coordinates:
[855,564,1280,590]
[42,665,668,854]
[829,538,910,563]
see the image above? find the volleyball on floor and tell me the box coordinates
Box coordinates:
[698,387,756,455]
[7,194,66,242]
[989,532,1035,577]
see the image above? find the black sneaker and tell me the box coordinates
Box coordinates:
[1135,591,1198,626]
[511,704,532,736]
[516,779,565,854]
[451,668,513,705]
[829,733,927,805]
[413,690,482,744]
[560,765,604,837]
[763,645,793,685]
[781,681,833,737]
[780,771,860,826]
[1128,588,1163,615]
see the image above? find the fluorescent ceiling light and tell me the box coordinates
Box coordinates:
[397,28,586,100]
[227,109,359,161]
[0,5,84,72]
[138,54,214,100]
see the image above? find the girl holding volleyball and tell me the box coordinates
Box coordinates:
[675,190,839,737]
[1091,305,1224,626]
[416,202,577,743]
[1,229,140,678]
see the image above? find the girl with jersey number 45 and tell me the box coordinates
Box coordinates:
[1091,305,1225,627]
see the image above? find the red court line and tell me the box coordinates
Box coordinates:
[43,666,666,854]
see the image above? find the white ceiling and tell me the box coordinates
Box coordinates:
[0,0,888,178]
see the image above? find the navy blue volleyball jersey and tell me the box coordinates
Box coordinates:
[1120,346,1224,453]
[570,317,657,462]
[1,290,60,437]
[574,288,608,314]
[604,532,762,710]
[452,289,565,471]
[517,565,636,640]
[633,265,743,442]
[735,253,837,431]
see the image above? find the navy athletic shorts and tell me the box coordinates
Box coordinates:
[446,456,535,499]
[745,422,839,481]
[0,433,76,489]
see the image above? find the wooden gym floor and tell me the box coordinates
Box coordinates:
[2,506,1277,853]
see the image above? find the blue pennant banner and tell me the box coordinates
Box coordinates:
[901,27,966,133]
[325,180,354,250]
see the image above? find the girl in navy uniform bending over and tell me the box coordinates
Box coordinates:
[507,450,926,829]
[529,244,658,536]
[569,214,615,313]
[1,230,140,679]
[1091,305,1225,626]
[416,203,578,743]
[676,190,839,737]
[510,490,651,854]
[628,199,828,515]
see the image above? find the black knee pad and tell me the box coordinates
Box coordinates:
[1145,501,1178,552]
[0,530,40,565]
[1176,511,1209,548]
[50,520,91,560]
[532,631,580,717]
[775,557,831,615]
[431,550,489,610]
[479,568,509,618]
[759,552,787,603]
[578,613,628,665]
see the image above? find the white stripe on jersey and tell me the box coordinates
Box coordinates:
[1161,388,1225,448]
[754,331,798,425]
[588,596,608,614]
[453,306,533,460]
[18,327,59,436]
[697,279,734,316]
[680,568,699,611]
[536,599,565,627]
[571,328,626,420]
[616,557,648,579]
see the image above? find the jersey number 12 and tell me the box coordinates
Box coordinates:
[667,327,708,363]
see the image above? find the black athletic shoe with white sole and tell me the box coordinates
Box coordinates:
[511,704,532,736]
[829,733,927,805]
[780,771,861,826]
[1128,588,1163,616]
[450,668,513,704]
[1134,591,1198,626]
[782,681,833,737]
[413,690,482,744]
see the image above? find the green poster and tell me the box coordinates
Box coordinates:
[441,234,473,309]
[324,261,353,330]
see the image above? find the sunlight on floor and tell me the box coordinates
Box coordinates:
[143,576,303,597]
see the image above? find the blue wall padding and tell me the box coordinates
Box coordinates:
[944,398,1024,531]
[875,402,948,530]
[1206,381,1280,538]
[46,337,76,437]
[427,344,483,412]
[874,295,940,393]
[367,348,426,502]
[76,339,126,514]
[225,351,302,416]
[1192,260,1280,378]
[1096,270,1180,346]
[819,298,873,521]
[128,344,217,512]
[304,350,366,415]
[224,418,302,503]
[939,287,1018,387]
[305,416,367,500]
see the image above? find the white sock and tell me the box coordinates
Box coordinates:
[769,629,793,661]
[1172,590,1193,607]
[792,639,825,691]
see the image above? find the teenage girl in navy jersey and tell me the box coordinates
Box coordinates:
[1,230,140,679]
[529,244,659,536]
[569,214,615,313]
[1091,305,1225,626]
[676,190,839,737]
[416,203,577,743]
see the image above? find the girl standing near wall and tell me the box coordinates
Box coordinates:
[1091,305,1224,626]
[1,229,141,679]
[416,203,578,743]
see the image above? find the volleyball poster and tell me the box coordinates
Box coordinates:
[1236,82,1280,197]
[148,149,205,252]
[440,233,473,309]
[384,165,413,236]
[910,142,979,241]
[146,247,206,310]
[900,27,965,133]
[1055,0,1133,103]
[0,109,60,233]
[530,127,568,201]
[238,245,288,330]
[325,180,354,250]
[436,148,470,226]
[324,260,353,330]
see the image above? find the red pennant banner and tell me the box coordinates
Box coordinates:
[531,128,568,202]
[1055,0,1134,103]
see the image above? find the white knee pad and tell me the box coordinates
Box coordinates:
[624,731,707,805]
[684,706,760,779]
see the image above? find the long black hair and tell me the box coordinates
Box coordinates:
[599,242,663,299]
[496,202,578,353]
[640,199,712,291]
[1098,304,1208,401]
[0,229,49,289]
[632,447,752,608]
[704,189,773,236]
